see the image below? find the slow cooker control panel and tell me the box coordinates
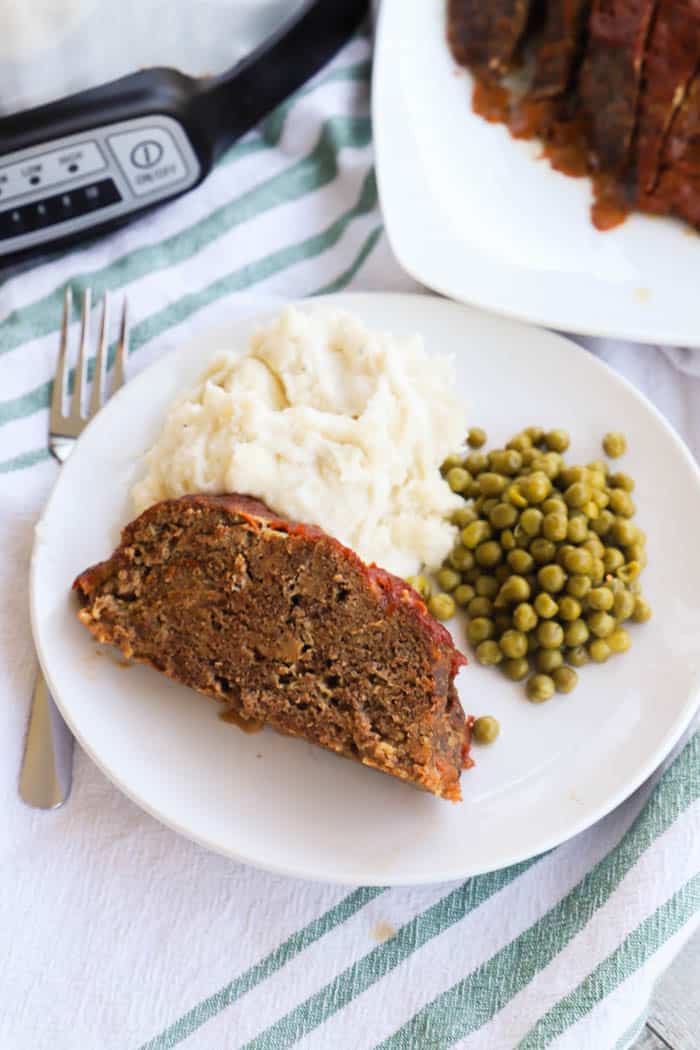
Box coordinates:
[0,115,200,259]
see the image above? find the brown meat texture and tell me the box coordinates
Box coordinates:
[73,494,471,802]
[643,70,700,226]
[447,0,536,75]
[576,0,658,170]
[530,0,591,98]
[634,0,700,194]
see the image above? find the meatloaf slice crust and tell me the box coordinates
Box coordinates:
[73,494,471,801]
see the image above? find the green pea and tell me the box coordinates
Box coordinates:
[452,505,478,528]
[587,587,613,611]
[592,509,615,537]
[490,450,523,475]
[564,482,591,508]
[610,471,634,492]
[542,513,568,542]
[608,628,631,653]
[591,488,610,508]
[522,472,552,504]
[428,594,455,621]
[474,541,501,568]
[475,575,499,598]
[587,468,606,490]
[467,426,487,448]
[503,657,530,681]
[481,498,499,517]
[500,528,516,550]
[465,451,489,474]
[468,597,493,618]
[567,574,591,600]
[602,431,627,458]
[453,584,475,607]
[498,629,527,659]
[526,674,555,703]
[556,543,575,568]
[612,518,636,547]
[497,575,531,604]
[446,467,471,493]
[524,426,544,443]
[542,496,566,515]
[534,592,559,618]
[472,714,500,743]
[589,638,611,662]
[537,564,566,594]
[564,619,589,647]
[449,546,474,573]
[467,617,495,645]
[567,645,590,668]
[509,431,534,452]
[478,472,508,497]
[543,429,569,452]
[507,548,534,574]
[490,502,518,529]
[588,611,616,638]
[583,536,605,558]
[437,568,461,592]
[613,589,636,622]
[537,621,564,649]
[513,602,538,632]
[558,465,586,488]
[602,548,624,574]
[553,666,578,693]
[520,507,543,536]
[632,596,652,623]
[558,596,581,621]
[475,640,503,666]
[539,452,563,480]
[590,558,605,584]
[609,489,635,517]
[566,516,589,544]
[530,537,557,564]
[563,547,593,574]
[462,521,492,549]
[535,648,563,673]
[406,575,430,600]
[442,454,465,473]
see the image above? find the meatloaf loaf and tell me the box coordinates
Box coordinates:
[73,494,472,801]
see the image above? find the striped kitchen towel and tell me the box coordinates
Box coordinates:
[2,28,699,1050]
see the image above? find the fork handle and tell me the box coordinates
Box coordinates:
[19,671,74,809]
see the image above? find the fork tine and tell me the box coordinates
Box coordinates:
[113,297,128,392]
[51,287,72,423]
[88,294,109,419]
[70,288,91,421]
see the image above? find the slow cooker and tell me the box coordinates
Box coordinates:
[0,0,367,262]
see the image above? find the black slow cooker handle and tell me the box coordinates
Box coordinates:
[0,0,369,172]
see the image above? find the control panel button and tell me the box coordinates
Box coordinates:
[107,126,187,197]
[0,141,106,204]
[0,178,122,240]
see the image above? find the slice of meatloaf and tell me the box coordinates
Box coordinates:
[73,494,471,801]
[634,0,700,194]
[447,0,537,77]
[642,70,700,227]
[530,0,591,99]
[577,0,658,171]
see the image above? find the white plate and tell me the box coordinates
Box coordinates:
[374,0,700,347]
[31,293,700,885]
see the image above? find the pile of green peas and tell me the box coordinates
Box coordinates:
[409,426,651,706]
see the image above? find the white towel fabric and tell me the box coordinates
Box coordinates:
[1,30,699,1050]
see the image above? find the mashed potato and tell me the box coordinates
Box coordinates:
[132,306,466,577]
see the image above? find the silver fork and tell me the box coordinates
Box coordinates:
[19,287,129,809]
